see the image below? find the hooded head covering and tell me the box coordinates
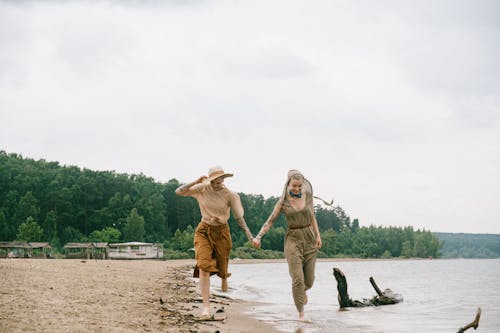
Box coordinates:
[280,169,333,206]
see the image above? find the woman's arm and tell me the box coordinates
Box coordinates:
[175,176,207,196]
[311,213,322,249]
[252,200,283,248]
[236,216,254,242]
[229,193,254,242]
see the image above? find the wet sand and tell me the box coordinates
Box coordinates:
[0,259,280,333]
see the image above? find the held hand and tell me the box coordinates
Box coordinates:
[251,238,261,248]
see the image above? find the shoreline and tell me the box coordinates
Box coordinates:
[0,257,446,333]
[230,257,437,265]
[0,258,280,333]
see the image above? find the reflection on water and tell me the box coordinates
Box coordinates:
[222,259,500,333]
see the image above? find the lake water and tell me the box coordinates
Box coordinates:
[219,259,500,333]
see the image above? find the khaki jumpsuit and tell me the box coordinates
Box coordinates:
[282,192,318,313]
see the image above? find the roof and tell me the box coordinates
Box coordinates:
[29,242,52,249]
[63,242,94,248]
[0,242,31,248]
[108,242,154,246]
[92,242,109,248]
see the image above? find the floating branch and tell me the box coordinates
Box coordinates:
[333,267,366,307]
[457,307,481,333]
[369,276,383,296]
[333,268,402,308]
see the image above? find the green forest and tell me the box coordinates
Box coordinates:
[1,151,445,259]
[434,233,500,258]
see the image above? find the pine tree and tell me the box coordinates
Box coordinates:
[123,208,145,242]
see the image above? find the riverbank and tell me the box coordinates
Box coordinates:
[0,258,280,333]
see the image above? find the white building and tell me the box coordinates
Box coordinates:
[107,242,163,259]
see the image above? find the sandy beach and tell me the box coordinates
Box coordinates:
[0,258,280,333]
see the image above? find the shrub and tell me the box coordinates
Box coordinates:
[163,248,194,259]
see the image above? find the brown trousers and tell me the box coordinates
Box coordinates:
[285,227,318,313]
[193,222,232,279]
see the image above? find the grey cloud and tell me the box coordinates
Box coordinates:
[0,5,32,85]
[227,47,314,79]
[51,21,136,73]
[394,0,500,28]
[1,0,499,233]
[450,96,500,130]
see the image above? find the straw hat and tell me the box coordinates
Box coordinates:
[208,166,233,182]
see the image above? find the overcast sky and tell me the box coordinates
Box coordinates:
[1,0,499,234]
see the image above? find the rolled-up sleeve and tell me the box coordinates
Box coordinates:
[229,193,244,219]
[184,183,204,198]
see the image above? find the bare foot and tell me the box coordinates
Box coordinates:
[221,278,228,292]
[298,311,305,321]
[201,306,210,317]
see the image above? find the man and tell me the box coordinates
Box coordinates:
[175,166,253,319]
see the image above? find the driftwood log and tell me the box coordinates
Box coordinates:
[334,268,484,331]
[457,307,481,333]
[333,267,402,308]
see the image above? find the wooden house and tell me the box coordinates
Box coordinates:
[0,242,52,258]
[92,242,108,259]
[28,242,53,258]
[0,242,31,258]
[63,242,94,259]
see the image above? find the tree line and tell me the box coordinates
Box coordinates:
[0,151,443,259]
[434,233,500,258]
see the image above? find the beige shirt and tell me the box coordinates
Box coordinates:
[183,182,244,226]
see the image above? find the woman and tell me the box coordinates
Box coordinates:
[176,166,254,320]
[252,169,324,321]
